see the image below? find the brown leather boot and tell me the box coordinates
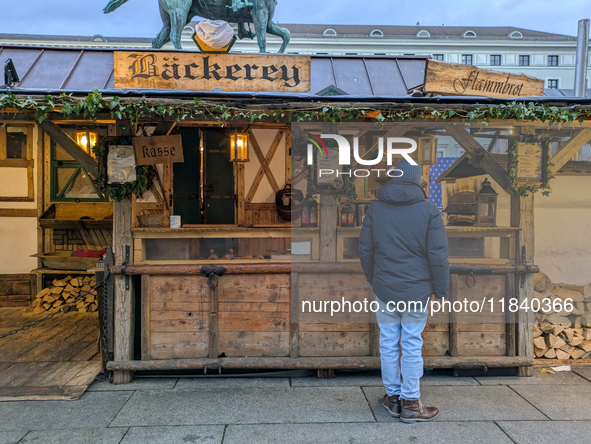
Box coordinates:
[382,394,401,418]
[400,398,439,423]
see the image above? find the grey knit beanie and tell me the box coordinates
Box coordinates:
[392,159,422,185]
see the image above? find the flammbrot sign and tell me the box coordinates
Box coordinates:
[424,60,545,99]
[114,51,311,93]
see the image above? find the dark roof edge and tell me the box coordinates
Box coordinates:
[2,88,591,106]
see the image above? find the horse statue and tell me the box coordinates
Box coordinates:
[103,0,290,53]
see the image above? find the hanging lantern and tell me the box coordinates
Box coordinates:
[74,130,98,158]
[300,195,318,228]
[418,135,438,165]
[476,178,498,227]
[230,132,249,162]
[340,203,355,228]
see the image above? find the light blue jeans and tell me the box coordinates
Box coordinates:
[375,296,429,401]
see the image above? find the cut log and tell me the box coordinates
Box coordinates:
[544,348,557,359]
[555,349,570,360]
[545,314,571,324]
[534,346,548,358]
[35,288,51,299]
[534,272,553,292]
[53,280,67,287]
[553,287,584,303]
[533,336,546,349]
[539,322,554,334]
[43,303,51,310]
[50,287,62,295]
[554,336,567,349]
[560,344,575,354]
[578,340,591,352]
[584,328,591,341]
[552,324,564,336]
[33,306,46,314]
[570,348,586,360]
[545,334,558,348]
[43,295,56,303]
[563,328,575,343]
[534,324,543,338]
[70,278,80,287]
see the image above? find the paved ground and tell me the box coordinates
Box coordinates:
[2,367,591,443]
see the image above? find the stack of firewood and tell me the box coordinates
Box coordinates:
[534,272,591,360]
[32,275,98,315]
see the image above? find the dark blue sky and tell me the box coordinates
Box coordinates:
[0,0,587,38]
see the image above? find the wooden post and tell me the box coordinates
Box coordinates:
[448,274,459,357]
[112,198,135,384]
[511,193,535,377]
[290,273,299,359]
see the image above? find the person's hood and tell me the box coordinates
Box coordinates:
[377,179,427,205]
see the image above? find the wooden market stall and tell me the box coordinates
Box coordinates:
[2,45,591,385]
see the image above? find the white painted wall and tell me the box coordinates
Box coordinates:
[0,126,39,274]
[535,176,591,285]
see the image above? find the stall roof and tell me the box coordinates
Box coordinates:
[1,45,591,102]
[0,45,427,96]
[437,153,591,183]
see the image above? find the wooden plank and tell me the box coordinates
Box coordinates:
[112,198,134,384]
[150,310,209,332]
[219,302,290,312]
[0,197,34,202]
[218,312,289,332]
[149,332,209,359]
[141,275,150,360]
[64,361,102,386]
[449,274,459,357]
[114,52,311,93]
[506,273,517,357]
[39,121,98,179]
[422,331,449,356]
[299,323,371,332]
[550,128,591,175]
[0,209,38,218]
[424,59,544,98]
[457,332,506,356]
[290,273,299,358]
[246,129,284,203]
[218,332,289,357]
[511,193,535,376]
[221,274,290,303]
[27,166,34,200]
[208,284,219,359]
[108,355,533,372]
[0,159,34,168]
[445,125,512,193]
[236,163,245,224]
[299,332,370,357]
[0,385,87,401]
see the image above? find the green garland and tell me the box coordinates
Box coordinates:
[92,137,156,202]
[507,134,554,197]
[1,89,590,126]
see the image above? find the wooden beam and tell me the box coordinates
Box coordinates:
[511,193,535,376]
[445,125,512,194]
[108,355,533,372]
[550,128,591,176]
[39,122,98,179]
[246,128,283,202]
[0,159,34,168]
[112,198,135,384]
[0,197,34,202]
[0,209,37,217]
[352,125,412,168]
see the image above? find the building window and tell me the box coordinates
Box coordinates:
[323,29,337,36]
[50,141,106,202]
[462,30,477,38]
[509,31,523,39]
[519,55,530,66]
[548,79,559,89]
[417,30,431,38]
[490,55,501,66]
[461,54,473,65]
[0,125,34,202]
[370,30,384,37]
[433,54,444,61]
[548,55,559,66]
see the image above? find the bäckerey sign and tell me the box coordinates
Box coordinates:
[114,51,311,93]
[424,60,545,99]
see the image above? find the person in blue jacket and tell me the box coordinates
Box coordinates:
[358,159,449,423]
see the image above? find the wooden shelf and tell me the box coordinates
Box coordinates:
[31,268,95,275]
[133,227,293,239]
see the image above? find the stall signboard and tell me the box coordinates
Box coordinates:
[424,60,545,99]
[115,52,311,93]
[517,143,543,183]
[133,135,184,165]
[107,145,137,184]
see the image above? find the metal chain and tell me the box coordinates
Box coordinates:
[0,283,102,339]
[97,267,111,380]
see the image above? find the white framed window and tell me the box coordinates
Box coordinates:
[547,79,560,89]
[323,29,337,36]
[462,30,477,38]
[370,29,384,37]
[432,54,444,61]
[461,54,473,65]
[508,31,523,39]
[417,30,431,38]
[490,55,501,66]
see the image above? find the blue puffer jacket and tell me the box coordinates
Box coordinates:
[358,179,449,304]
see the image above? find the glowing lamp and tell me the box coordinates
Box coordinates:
[476,178,498,227]
[340,203,355,228]
[75,130,98,158]
[230,132,249,162]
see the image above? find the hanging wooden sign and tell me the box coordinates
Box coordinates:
[517,143,543,183]
[114,52,311,93]
[133,135,184,165]
[424,60,545,99]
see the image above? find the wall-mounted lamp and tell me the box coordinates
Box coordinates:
[230,132,249,162]
[75,130,98,158]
